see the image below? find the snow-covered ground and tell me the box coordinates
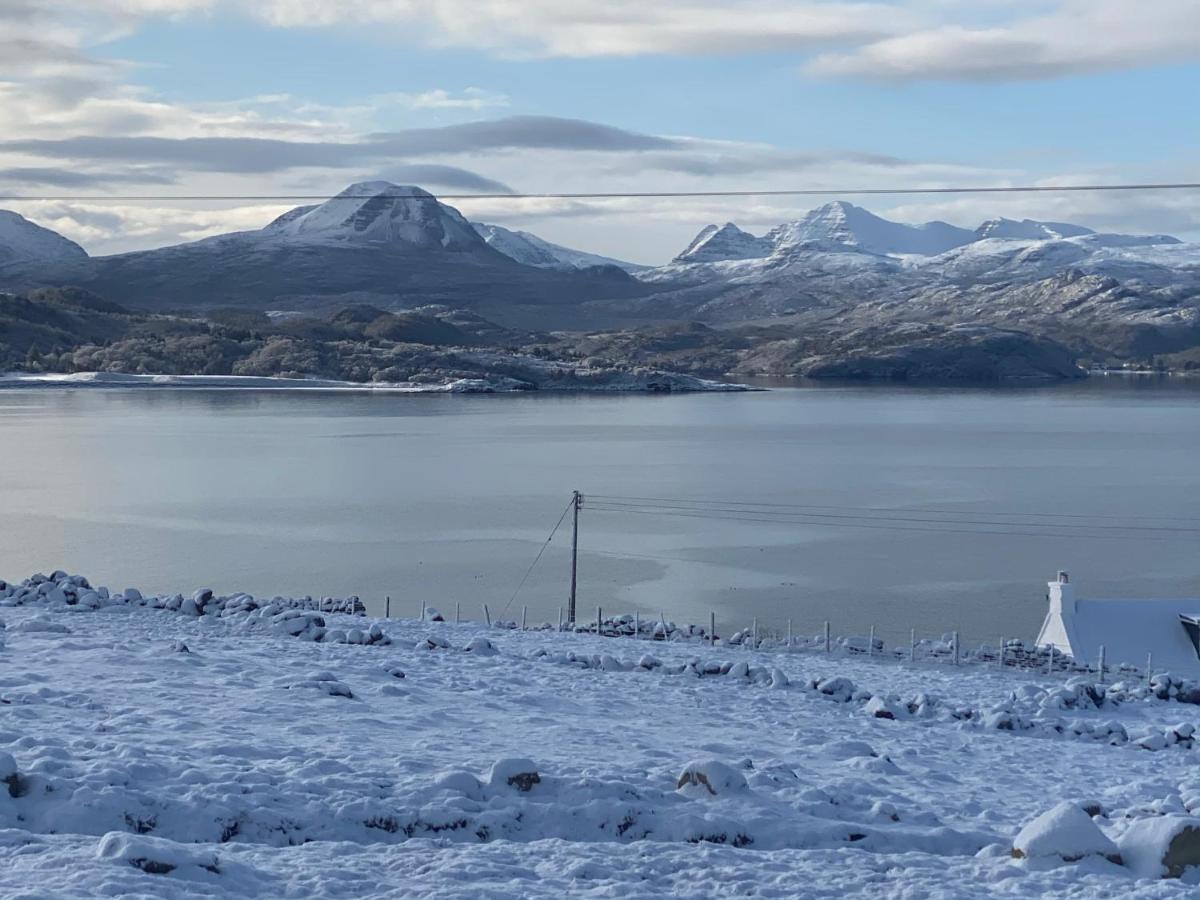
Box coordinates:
[3,571,1200,897]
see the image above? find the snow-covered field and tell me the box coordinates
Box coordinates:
[4,572,1200,898]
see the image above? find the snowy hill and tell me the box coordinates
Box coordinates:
[473,222,645,271]
[0,210,87,265]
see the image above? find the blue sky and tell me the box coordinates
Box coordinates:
[2,1,1198,260]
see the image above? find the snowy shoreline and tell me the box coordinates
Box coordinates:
[4,569,1200,896]
[0,370,752,394]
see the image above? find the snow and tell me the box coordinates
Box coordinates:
[4,569,1200,896]
[0,209,88,263]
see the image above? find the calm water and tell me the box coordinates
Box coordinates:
[2,378,1198,646]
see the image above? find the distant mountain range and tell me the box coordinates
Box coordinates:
[1,184,1198,378]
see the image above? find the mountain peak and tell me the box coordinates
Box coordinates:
[675,222,771,262]
[262,182,486,251]
[0,210,89,264]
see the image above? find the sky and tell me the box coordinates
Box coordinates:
[2,0,1199,263]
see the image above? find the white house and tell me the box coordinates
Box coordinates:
[1036,571,1200,674]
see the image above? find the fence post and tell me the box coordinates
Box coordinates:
[787,618,793,650]
[868,625,875,658]
[521,605,527,631]
[1098,645,1105,684]
[634,610,639,641]
[455,601,460,624]
[910,628,916,663]
[558,607,563,632]
[385,596,390,618]
[710,611,716,648]
[483,603,491,626]
[752,617,758,649]
[952,631,960,666]
[998,637,1005,669]
[660,612,669,642]
[597,606,602,638]
[1146,652,1153,686]
[420,599,426,622]
[824,621,831,654]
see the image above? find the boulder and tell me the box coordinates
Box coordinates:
[1118,816,1200,879]
[488,758,540,792]
[1012,802,1122,864]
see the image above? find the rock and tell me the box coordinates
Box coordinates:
[95,831,219,876]
[865,695,897,719]
[1012,801,1122,864]
[677,760,748,796]
[816,676,855,701]
[727,661,749,679]
[1118,816,1200,879]
[464,637,497,655]
[488,758,541,792]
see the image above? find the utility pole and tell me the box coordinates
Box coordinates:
[568,490,581,626]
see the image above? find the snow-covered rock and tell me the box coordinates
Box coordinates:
[1012,801,1122,864]
[676,760,748,796]
[1117,816,1200,879]
[487,758,541,792]
[95,831,220,876]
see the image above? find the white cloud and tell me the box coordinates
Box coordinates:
[386,88,510,111]
[251,1,905,56]
[807,1,1200,81]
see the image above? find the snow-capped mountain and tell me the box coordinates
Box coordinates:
[674,223,772,263]
[766,202,977,257]
[473,222,644,271]
[0,182,653,326]
[260,182,487,251]
[0,211,88,265]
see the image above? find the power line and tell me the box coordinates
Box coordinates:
[3,181,1200,203]
[501,496,574,614]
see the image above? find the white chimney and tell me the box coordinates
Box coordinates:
[1048,570,1075,615]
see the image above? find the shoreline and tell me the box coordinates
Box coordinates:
[0,371,753,394]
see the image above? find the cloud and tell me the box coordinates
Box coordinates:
[251,1,904,56]
[370,164,514,194]
[388,88,509,111]
[0,116,681,173]
[807,1,1200,82]
[0,166,177,188]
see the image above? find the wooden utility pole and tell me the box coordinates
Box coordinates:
[568,490,581,625]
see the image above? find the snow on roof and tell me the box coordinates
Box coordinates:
[1038,577,1200,673]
